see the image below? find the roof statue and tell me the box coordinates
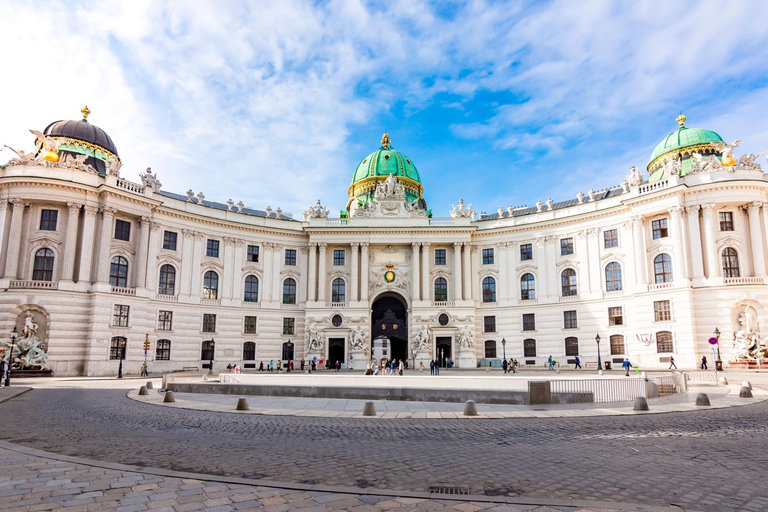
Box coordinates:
[139,167,162,191]
[710,140,741,166]
[450,199,475,219]
[626,166,644,187]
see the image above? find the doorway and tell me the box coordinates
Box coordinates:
[281,341,294,367]
[436,336,452,367]
[372,294,408,363]
[328,338,345,369]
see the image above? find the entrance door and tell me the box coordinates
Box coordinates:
[436,337,452,367]
[281,341,294,368]
[328,338,345,369]
[371,294,408,363]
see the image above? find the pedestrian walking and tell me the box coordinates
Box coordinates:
[226,363,232,371]
[300,359,305,371]
[335,360,341,372]
[434,359,440,376]
[701,356,707,370]
[258,361,264,371]
[269,360,274,372]
[399,359,404,376]
[502,358,508,374]
[574,355,581,369]
[622,358,632,376]
[547,355,554,370]
[429,359,435,375]
[669,356,677,370]
[140,363,148,376]
[419,359,425,372]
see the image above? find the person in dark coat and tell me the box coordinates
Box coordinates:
[502,358,508,374]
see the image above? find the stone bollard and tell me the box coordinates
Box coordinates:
[463,400,478,416]
[695,393,711,406]
[633,396,649,411]
[362,401,376,416]
[739,386,753,398]
[138,385,148,396]
[718,377,728,385]
[742,380,753,391]
[640,371,647,379]
[146,381,154,390]
[236,397,249,410]
[598,370,603,376]
[163,391,175,403]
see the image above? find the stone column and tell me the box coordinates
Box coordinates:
[453,242,463,301]
[421,242,430,302]
[497,243,508,301]
[307,243,317,302]
[701,204,720,278]
[3,200,26,279]
[619,221,637,288]
[351,242,360,302]
[190,232,204,296]
[233,239,244,301]
[575,231,590,292]
[61,202,81,281]
[507,242,518,301]
[179,229,194,296]
[462,242,472,300]
[317,243,327,302]
[145,222,162,292]
[0,200,8,266]
[77,205,98,283]
[535,237,547,296]
[261,242,273,301]
[685,206,705,280]
[95,207,116,283]
[360,243,369,302]
[411,242,420,301]
[222,237,235,299]
[632,216,648,285]
[668,206,686,281]
[272,244,283,302]
[586,229,600,293]
[747,202,766,276]
[134,216,151,288]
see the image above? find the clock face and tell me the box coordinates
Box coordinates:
[384,270,396,283]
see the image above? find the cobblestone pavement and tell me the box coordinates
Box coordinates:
[1,381,767,511]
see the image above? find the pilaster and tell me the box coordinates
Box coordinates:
[61,202,81,282]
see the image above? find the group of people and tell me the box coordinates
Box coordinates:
[365,359,407,375]
[501,358,519,373]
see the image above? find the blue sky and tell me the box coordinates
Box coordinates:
[2,0,768,217]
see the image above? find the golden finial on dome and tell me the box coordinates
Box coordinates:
[381,133,391,149]
[81,106,91,120]
[676,113,686,128]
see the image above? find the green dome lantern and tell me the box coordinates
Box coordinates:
[647,114,724,182]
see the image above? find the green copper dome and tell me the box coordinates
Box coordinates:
[647,114,724,182]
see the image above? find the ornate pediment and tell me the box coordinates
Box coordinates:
[29,235,61,250]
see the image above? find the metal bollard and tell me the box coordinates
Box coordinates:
[463,400,478,416]
[138,385,148,396]
[633,396,649,411]
[362,401,376,416]
[236,397,249,410]
[742,380,752,390]
[739,386,753,398]
[146,381,154,390]
[695,393,711,406]
[163,391,175,403]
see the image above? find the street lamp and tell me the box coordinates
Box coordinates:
[4,327,18,387]
[595,334,603,371]
[501,338,506,361]
[714,327,723,371]
[208,339,215,375]
[117,337,126,379]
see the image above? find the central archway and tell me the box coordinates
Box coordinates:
[371,293,408,364]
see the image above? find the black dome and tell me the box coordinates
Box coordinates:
[44,119,119,156]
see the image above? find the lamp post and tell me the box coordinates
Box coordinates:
[4,327,18,387]
[595,334,603,371]
[714,327,723,371]
[208,339,215,375]
[501,338,506,361]
[117,337,126,379]
[286,340,293,372]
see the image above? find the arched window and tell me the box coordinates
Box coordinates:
[201,340,215,360]
[656,331,673,353]
[244,275,259,302]
[610,335,625,355]
[243,341,256,361]
[722,248,740,278]
[332,278,346,303]
[484,340,497,358]
[482,277,496,303]
[523,338,536,357]
[653,254,673,283]
[109,256,129,288]
[561,268,577,296]
[32,248,54,281]
[109,336,127,360]
[434,277,448,301]
[605,262,622,292]
[156,339,171,360]
[282,278,296,304]
[203,271,219,299]
[565,336,579,356]
[158,264,176,295]
[521,273,535,300]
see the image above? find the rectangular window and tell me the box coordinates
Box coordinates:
[202,313,216,333]
[244,316,257,334]
[284,249,297,266]
[604,229,618,248]
[608,307,623,326]
[282,317,295,335]
[656,331,674,353]
[520,243,533,261]
[435,249,446,265]
[560,238,574,256]
[114,219,131,241]
[719,211,734,231]
[654,300,671,322]
[482,248,494,265]
[523,339,536,358]
[206,239,219,258]
[483,316,496,333]
[156,339,171,360]
[112,305,129,327]
[522,313,535,331]
[40,209,58,231]
[157,310,173,331]
[247,245,259,262]
[333,249,345,266]
[565,337,579,357]
[163,231,177,251]
[609,335,625,355]
[109,337,126,360]
[652,218,668,239]
[564,310,578,329]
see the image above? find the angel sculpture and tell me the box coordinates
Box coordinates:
[30,129,66,154]
[737,153,762,170]
[105,155,122,176]
[2,145,35,165]
[710,140,741,159]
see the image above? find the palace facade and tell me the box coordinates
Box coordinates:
[1,111,766,375]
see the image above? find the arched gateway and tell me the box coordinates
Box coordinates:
[371,294,408,363]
